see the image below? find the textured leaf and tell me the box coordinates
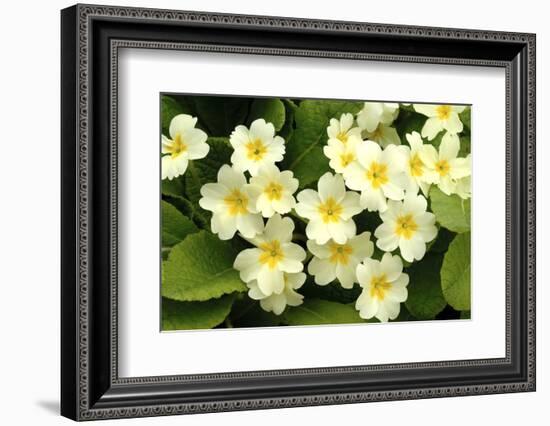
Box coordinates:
[458,134,471,157]
[161,175,186,199]
[460,310,471,320]
[282,100,363,188]
[427,227,456,253]
[441,232,471,310]
[393,304,413,322]
[394,109,426,142]
[283,299,365,325]
[185,138,232,204]
[162,231,246,302]
[459,106,471,131]
[247,98,286,131]
[161,296,235,331]
[429,186,471,233]
[231,300,283,328]
[300,279,362,304]
[193,96,250,136]
[163,195,209,229]
[278,99,297,141]
[161,200,198,247]
[405,253,447,320]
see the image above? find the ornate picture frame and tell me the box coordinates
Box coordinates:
[61,4,535,421]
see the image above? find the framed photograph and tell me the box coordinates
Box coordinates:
[61,4,536,421]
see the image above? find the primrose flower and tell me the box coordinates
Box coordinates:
[161,114,209,180]
[453,172,472,200]
[323,135,361,174]
[343,140,408,212]
[374,193,437,262]
[295,172,362,245]
[419,132,471,195]
[356,102,399,133]
[230,119,285,176]
[233,215,306,296]
[402,131,431,196]
[355,253,409,322]
[413,103,466,140]
[247,272,306,315]
[364,124,401,148]
[327,113,362,145]
[246,164,299,217]
[199,165,263,240]
[307,232,374,289]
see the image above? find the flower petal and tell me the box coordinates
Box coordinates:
[399,236,426,262]
[336,263,357,289]
[443,112,463,134]
[318,172,345,202]
[257,266,285,296]
[421,117,443,140]
[380,253,403,282]
[439,132,460,160]
[308,257,336,285]
[169,114,197,139]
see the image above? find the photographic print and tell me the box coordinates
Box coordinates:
[160,95,471,331]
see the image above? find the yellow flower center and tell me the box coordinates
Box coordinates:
[369,125,383,141]
[369,274,391,300]
[329,242,353,265]
[246,139,267,162]
[435,159,450,177]
[318,197,344,224]
[409,153,424,177]
[366,161,389,189]
[223,189,249,216]
[436,105,452,120]
[340,152,355,168]
[336,131,349,144]
[168,133,187,158]
[264,182,283,201]
[395,214,418,240]
[259,240,284,269]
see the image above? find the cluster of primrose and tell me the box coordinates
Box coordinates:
[161,102,471,322]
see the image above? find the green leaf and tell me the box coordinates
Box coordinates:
[459,106,471,131]
[162,175,186,199]
[458,133,471,157]
[427,227,455,253]
[282,100,363,188]
[441,232,471,310]
[394,109,426,142]
[283,299,365,325]
[185,138,232,204]
[300,279,362,304]
[429,186,471,233]
[392,304,413,322]
[278,99,297,141]
[161,296,235,331]
[230,301,283,328]
[162,231,246,302]
[161,200,198,247]
[163,195,209,229]
[193,96,250,136]
[161,95,193,135]
[247,99,286,131]
[460,310,471,320]
[405,253,447,320]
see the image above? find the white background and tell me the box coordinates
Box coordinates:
[119,50,506,377]
[0,0,547,425]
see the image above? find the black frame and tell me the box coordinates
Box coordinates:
[61,4,536,421]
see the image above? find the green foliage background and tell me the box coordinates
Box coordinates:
[160,94,472,330]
